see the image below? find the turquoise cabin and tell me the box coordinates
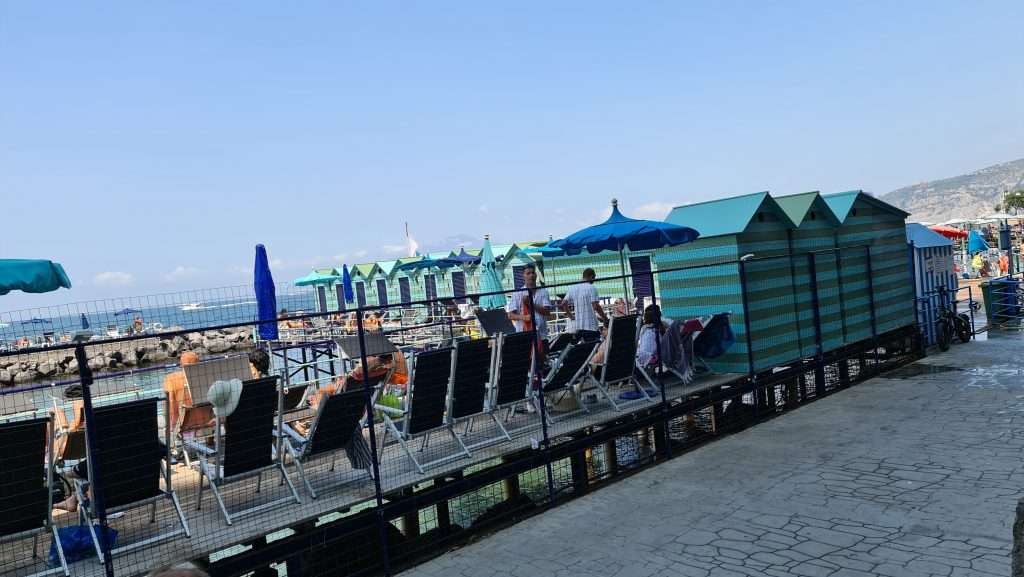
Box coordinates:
[774,191,845,357]
[658,192,797,373]
[824,190,914,336]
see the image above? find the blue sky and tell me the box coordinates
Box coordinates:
[2,1,1022,309]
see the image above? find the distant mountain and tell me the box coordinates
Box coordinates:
[882,158,1024,223]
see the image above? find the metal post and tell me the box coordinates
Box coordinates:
[864,246,880,368]
[834,248,848,344]
[75,344,116,575]
[355,312,392,576]
[737,259,756,378]
[807,253,825,396]
[968,286,976,338]
[648,268,671,459]
[526,286,556,502]
[785,232,805,358]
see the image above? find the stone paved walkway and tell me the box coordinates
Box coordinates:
[401,331,1023,577]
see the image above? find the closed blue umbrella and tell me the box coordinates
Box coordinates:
[341,265,354,303]
[0,259,72,295]
[80,313,90,330]
[478,236,507,310]
[549,199,700,309]
[254,244,279,341]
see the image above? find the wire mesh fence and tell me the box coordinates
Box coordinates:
[0,248,923,577]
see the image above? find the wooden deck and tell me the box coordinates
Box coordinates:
[3,371,742,577]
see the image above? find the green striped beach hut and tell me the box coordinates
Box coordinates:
[659,192,797,373]
[823,191,914,336]
[774,191,844,357]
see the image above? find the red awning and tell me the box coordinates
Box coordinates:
[929,225,968,239]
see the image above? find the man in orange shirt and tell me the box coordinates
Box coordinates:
[164,351,200,433]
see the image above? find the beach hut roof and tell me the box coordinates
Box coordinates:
[351,263,379,279]
[906,223,953,249]
[823,190,909,222]
[665,191,794,237]
[774,191,841,226]
[375,260,399,276]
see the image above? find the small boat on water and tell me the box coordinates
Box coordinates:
[180,303,203,311]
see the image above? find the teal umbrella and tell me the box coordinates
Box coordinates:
[0,259,72,295]
[293,270,342,286]
[477,236,506,309]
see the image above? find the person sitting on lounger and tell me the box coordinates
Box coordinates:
[249,348,271,379]
[637,304,671,368]
[164,351,201,433]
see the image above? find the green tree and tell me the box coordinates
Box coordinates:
[1004,190,1024,214]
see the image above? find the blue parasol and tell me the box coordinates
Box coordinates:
[477,236,507,310]
[0,259,72,295]
[80,313,90,330]
[341,265,354,303]
[254,244,279,341]
[397,257,458,271]
[439,248,481,266]
[968,230,990,254]
[549,199,699,308]
[520,244,564,256]
[293,270,342,286]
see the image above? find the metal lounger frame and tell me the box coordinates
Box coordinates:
[485,331,537,438]
[446,337,505,451]
[76,397,191,563]
[591,314,652,410]
[190,377,301,526]
[0,416,68,577]
[376,348,469,475]
[281,389,374,499]
[536,340,600,422]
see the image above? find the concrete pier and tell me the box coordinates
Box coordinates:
[403,331,1022,577]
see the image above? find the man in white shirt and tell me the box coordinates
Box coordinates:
[505,264,553,340]
[560,268,608,341]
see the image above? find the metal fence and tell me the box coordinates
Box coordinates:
[0,248,923,577]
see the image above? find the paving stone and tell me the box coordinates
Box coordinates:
[792,541,841,558]
[399,334,1024,577]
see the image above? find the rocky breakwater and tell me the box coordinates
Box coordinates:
[0,328,255,387]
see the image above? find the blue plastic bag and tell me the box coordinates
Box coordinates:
[49,525,118,566]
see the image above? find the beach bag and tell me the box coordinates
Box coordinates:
[49,524,118,566]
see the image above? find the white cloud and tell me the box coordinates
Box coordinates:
[93,271,134,286]
[382,244,406,255]
[354,249,368,258]
[632,202,676,221]
[479,204,489,214]
[163,265,202,282]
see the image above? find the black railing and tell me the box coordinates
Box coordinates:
[0,248,925,577]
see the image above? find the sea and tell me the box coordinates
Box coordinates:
[0,289,317,346]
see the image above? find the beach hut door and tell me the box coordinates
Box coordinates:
[356,282,367,308]
[376,279,389,306]
[316,286,328,313]
[512,266,526,289]
[399,277,412,305]
[629,256,653,302]
[452,271,467,303]
[335,284,347,311]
